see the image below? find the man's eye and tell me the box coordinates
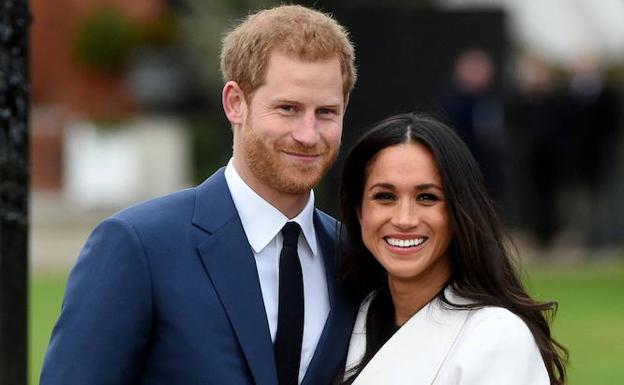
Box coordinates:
[318,108,337,116]
[279,105,295,113]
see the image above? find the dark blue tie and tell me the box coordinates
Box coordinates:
[274,222,304,385]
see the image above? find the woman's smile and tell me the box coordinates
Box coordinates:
[359,142,452,285]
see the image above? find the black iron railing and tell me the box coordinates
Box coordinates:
[0,0,30,384]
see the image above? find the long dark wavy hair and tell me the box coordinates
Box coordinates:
[339,113,567,385]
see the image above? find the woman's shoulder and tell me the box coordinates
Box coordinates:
[441,291,543,361]
[451,304,543,367]
[442,289,531,336]
[438,304,550,384]
[467,305,524,321]
[463,305,532,337]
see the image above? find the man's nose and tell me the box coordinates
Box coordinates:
[291,112,320,147]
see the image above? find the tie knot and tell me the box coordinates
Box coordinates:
[281,222,301,247]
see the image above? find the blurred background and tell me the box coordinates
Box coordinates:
[29,0,623,384]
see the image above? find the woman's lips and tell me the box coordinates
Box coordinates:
[383,236,428,254]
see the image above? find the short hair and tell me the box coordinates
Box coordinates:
[220,5,356,99]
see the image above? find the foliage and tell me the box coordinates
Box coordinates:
[136,12,181,49]
[72,7,181,74]
[72,7,139,73]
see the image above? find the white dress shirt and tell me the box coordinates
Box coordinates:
[224,159,330,383]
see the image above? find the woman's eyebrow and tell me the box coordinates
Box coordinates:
[368,182,395,191]
[414,183,443,192]
[368,182,443,192]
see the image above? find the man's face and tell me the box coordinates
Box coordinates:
[234,50,345,196]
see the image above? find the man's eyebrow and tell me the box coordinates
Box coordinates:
[271,98,301,105]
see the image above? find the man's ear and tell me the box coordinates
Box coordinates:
[222,81,246,125]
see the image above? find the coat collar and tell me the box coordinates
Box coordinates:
[192,167,237,235]
[194,168,277,385]
[346,289,471,385]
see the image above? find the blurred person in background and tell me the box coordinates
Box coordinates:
[443,48,505,202]
[562,54,621,250]
[338,113,567,385]
[40,5,358,385]
[506,53,568,248]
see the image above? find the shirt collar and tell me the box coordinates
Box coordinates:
[224,159,318,255]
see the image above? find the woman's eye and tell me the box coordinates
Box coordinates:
[417,193,439,202]
[372,192,396,201]
[279,105,295,113]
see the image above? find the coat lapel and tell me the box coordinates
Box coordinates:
[349,291,471,385]
[302,212,358,385]
[193,169,277,385]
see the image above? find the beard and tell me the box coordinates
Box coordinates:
[239,122,339,195]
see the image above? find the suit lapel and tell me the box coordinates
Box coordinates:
[351,292,471,385]
[193,169,277,385]
[302,212,358,385]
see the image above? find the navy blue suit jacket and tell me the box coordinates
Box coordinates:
[41,168,357,385]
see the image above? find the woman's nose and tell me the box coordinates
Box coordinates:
[391,200,419,229]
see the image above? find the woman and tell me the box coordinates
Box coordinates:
[339,113,567,385]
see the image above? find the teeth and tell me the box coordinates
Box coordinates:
[385,237,426,248]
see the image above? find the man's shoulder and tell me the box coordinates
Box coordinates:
[111,168,228,228]
[111,187,197,228]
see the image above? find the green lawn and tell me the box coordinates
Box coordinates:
[524,264,624,385]
[30,263,624,385]
[29,273,68,385]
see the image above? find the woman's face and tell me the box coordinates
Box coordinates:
[359,142,452,287]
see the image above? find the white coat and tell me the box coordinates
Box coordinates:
[345,289,550,385]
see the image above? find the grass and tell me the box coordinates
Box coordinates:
[29,263,624,385]
[524,263,624,384]
[29,273,68,385]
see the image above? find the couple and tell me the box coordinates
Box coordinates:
[40,5,567,385]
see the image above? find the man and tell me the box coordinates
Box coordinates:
[40,5,357,385]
